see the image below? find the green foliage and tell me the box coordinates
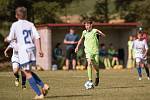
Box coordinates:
[91,0,109,22]
[33,1,60,23]
[0,0,75,24]
[0,0,150,28]
[128,0,150,29]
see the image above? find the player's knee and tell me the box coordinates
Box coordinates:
[136,64,140,67]
[23,70,32,77]
[13,68,19,73]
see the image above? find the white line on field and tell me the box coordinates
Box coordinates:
[72,76,86,78]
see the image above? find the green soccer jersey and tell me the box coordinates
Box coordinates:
[82,28,99,54]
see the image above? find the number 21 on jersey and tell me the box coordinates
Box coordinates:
[23,30,32,44]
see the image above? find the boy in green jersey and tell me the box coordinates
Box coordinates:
[75,20,105,86]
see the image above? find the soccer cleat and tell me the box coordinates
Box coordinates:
[22,85,26,90]
[138,77,142,81]
[147,77,150,80]
[94,78,99,86]
[15,79,19,87]
[33,94,44,100]
[41,84,49,96]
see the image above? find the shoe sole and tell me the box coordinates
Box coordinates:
[42,87,50,96]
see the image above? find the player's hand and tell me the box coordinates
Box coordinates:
[4,37,8,42]
[39,51,44,57]
[4,51,8,57]
[75,47,78,53]
[143,54,147,59]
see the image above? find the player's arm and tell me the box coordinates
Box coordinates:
[4,46,11,57]
[32,24,43,57]
[75,35,84,53]
[35,38,43,57]
[96,29,105,37]
[5,23,16,42]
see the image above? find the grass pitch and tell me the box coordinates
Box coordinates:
[0,69,150,100]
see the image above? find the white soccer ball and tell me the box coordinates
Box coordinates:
[84,81,94,89]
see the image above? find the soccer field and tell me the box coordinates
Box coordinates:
[0,69,150,100]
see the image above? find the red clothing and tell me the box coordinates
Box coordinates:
[142,32,148,42]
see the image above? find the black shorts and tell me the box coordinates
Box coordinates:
[66,48,76,60]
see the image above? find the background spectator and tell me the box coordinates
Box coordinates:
[127,35,134,69]
[108,44,119,68]
[53,43,65,69]
[99,43,111,69]
[64,27,79,70]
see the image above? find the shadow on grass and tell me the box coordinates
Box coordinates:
[99,85,145,90]
[46,94,91,99]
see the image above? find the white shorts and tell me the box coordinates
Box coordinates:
[135,57,144,63]
[19,47,36,70]
[12,62,19,71]
[11,54,19,63]
[11,54,19,71]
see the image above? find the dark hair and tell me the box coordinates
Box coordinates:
[100,43,105,47]
[55,43,61,48]
[109,43,113,46]
[84,19,93,24]
[16,7,27,19]
[70,27,75,30]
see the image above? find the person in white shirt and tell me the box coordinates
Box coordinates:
[133,33,149,80]
[4,40,26,89]
[5,7,49,99]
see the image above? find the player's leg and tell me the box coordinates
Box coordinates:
[22,65,43,96]
[30,48,49,96]
[93,55,100,86]
[107,58,111,68]
[22,68,44,99]
[144,59,150,80]
[59,56,65,69]
[144,65,150,80]
[127,49,133,68]
[116,57,119,65]
[12,63,20,86]
[112,57,115,67]
[72,59,76,70]
[21,71,26,89]
[31,71,49,96]
[105,57,111,69]
[133,59,136,68]
[72,49,77,70]
[136,58,142,80]
[127,58,133,68]
[104,58,108,69]
[65,49,71,69]
[86,54,93,81]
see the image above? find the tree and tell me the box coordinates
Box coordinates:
[0,0,76,24]
[126,0,150,29]
[92,0,109,22]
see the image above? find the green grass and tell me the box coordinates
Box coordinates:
[0,69,150,100]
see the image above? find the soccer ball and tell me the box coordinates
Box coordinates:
[84,81,94,89]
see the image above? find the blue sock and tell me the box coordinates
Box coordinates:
[28,77,41,96]
[32,72,44,88]
[137,67,142,77]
